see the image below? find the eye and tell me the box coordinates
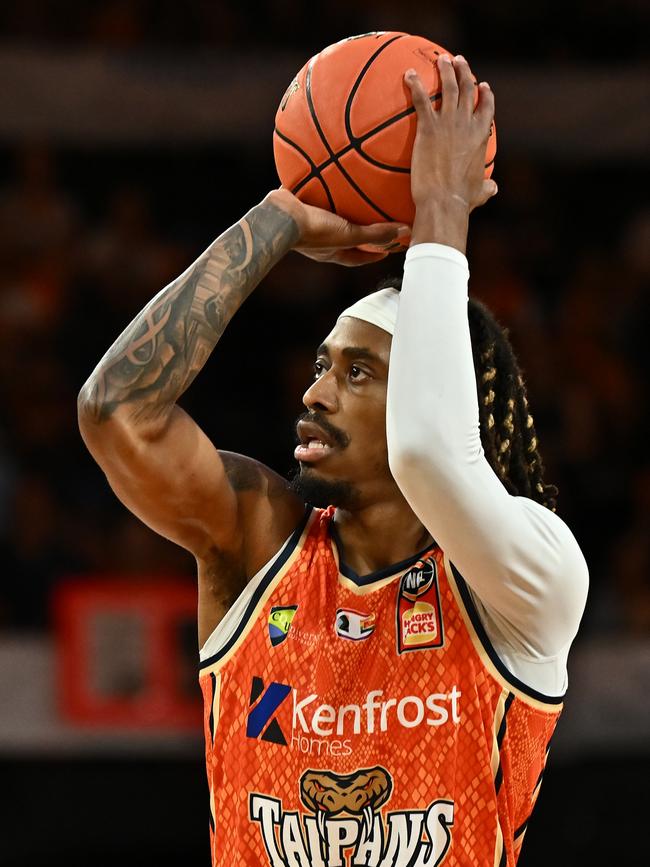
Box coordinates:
[313,361,326,380]
[349,365,367,381]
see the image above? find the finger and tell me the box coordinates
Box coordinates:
[475,81,495,131]
[404,69,435,127]
[342,221,410,249]
[453,55,475,114]
[335,249,389,267]
[436,54,459,113]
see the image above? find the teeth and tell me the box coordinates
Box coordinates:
[363,806,373,841]
[307,440,327,449]
[317,809,327,840]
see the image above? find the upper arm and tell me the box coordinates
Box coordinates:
[79,401,304,570]
[389,448,589,658]
[79,402,240,559]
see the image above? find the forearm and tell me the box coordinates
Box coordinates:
[78,195,298,431]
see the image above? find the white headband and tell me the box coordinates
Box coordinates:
[337,287,400,336]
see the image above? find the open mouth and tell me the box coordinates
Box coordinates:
[294,437,333,463]
[294,420,337,464]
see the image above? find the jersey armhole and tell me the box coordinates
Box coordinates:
[199,506,312,670]
[445,555,565,707]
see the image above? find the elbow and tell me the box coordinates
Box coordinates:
[77,379,100,429]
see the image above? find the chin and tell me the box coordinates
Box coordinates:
[289,465,360,510]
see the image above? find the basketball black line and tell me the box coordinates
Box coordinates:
[292,92,441,184]
[343,33,414,173]
[274,127,336,212]
[304,53,397,221]
[348,94,442,173]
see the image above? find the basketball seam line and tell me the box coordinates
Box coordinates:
[273,126,336,212]
[302,46,397,220]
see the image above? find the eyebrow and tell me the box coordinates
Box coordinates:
[316,343,385,365]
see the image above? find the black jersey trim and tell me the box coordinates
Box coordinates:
[208,672,217,743]
[330,521,434,586]
[449,562,565,705]
[494,692,515,794]
[199,506,312,670]
[514,817,529,840]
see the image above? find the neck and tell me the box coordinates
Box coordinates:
[332,491,432,577]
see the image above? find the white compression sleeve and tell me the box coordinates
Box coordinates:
[387,244,588,693]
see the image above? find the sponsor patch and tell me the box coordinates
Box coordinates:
[396,558,444,653]
[268,605,298,647]
[335,608,376,641]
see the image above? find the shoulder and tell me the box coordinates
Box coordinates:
[216,450,306,571]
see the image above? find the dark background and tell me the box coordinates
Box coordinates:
[0,2,648,865]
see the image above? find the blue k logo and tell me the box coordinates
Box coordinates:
[246,677,292,746]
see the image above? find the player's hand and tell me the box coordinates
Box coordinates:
[268,188,409,267]
[405,56,497,216]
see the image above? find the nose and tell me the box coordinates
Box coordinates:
[302,368,338,413]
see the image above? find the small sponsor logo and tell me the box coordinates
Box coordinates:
[397,558,444,653]
[268,605,298,647]
[335,608,376,641]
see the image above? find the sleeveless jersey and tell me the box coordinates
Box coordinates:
[199,507,562,866]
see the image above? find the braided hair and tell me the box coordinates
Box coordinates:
[378,277,558,511]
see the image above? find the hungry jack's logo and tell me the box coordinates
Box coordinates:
[396,558,444,653]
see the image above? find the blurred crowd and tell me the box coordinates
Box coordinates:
[0,138,647,639]
[1,0,646,60]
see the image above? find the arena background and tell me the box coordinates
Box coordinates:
[0,2,648,865]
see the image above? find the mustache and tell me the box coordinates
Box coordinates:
[294,411,350,450]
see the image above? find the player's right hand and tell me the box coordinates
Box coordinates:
[267,188,409,267]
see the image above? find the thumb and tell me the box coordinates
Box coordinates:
[472,179,498,211]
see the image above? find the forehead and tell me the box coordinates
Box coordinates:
[319,316,392,364]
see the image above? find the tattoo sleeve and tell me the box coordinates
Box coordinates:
[79,200,299,425]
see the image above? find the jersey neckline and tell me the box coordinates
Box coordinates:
[328,514,435,587]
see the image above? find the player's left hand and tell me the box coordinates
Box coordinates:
[405,56,497,215]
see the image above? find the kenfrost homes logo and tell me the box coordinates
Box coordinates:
[249,765,455,866]
[246,677,461,757]
[335,608,376,641]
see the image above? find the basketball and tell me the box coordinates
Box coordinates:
[273,31,496,226]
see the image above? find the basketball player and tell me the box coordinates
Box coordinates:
[79,57,587,865]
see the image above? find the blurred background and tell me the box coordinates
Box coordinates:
[0,2,648,865]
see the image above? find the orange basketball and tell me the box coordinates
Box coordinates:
[273,31,496,226]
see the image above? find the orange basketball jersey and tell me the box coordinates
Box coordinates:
[199,507,562,866]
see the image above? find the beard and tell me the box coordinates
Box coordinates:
[289,466,360,510]
[290,409,359,509]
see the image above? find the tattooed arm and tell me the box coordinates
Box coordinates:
[78,190,402,636]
